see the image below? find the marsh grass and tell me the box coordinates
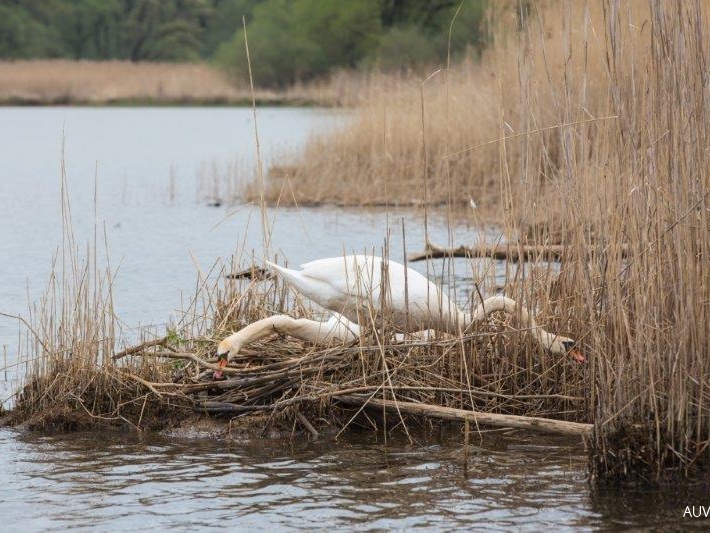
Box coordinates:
[249,0,710,481]
[131,249,589,438]
[6,0,710,484]
[6,153,193,430]
[0,60,367,106]
[6,150,588,435]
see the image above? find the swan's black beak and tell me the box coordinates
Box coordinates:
[213,352,228,380]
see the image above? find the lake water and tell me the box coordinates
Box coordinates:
[0,107,706,530]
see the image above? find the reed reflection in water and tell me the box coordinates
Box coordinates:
[0,428,593,530]
[3,426,708,529]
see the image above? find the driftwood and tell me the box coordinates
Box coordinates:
[336,395,592,437]
[226,267,271,281]
[407,240,629,262]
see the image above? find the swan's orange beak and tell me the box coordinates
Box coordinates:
[213,353,228,380]
[569,347,586,364]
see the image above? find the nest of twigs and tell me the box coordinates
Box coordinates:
[103,327,590,437]
[9,278,590,437]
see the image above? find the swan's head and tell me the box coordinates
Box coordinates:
[213,337,234,379]
[547,335,586,363]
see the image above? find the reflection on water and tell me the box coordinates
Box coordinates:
[0,428,589,530]
[2,427,707,530]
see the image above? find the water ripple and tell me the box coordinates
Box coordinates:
[2,428,709,530]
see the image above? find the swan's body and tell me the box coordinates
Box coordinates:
[269,255,459,332]
[215,255,584,376]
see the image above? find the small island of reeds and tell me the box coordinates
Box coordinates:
[4,1,710,487]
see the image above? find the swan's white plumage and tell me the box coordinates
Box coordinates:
[267,255,460,332]
[215,255,585,371]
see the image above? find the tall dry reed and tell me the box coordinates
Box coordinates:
[251,2,611,216]
[8,154,191,430]
[250,0,710,481]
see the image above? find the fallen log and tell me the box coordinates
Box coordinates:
[336,395,593,437]
[407,240,629,262]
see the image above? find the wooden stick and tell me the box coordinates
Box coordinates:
[226,266,270,280]
[112,337,168,360]
[407,240,629,262]
[303,384,584,402]
[335,395,593,437]
[463,418,470,472]
[296,411,319,438]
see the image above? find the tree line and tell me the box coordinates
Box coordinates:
[0,0,488,86]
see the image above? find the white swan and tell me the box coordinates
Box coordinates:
[215,255,585,377]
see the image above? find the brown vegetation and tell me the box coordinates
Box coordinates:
[6,0,710,485]
[0,60,366,106]
[8,223,589,438]
[252,2,617,218]
[247,0,710,482]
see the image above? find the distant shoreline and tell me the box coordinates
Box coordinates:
[0,95,325,107]
[0,60,357,107]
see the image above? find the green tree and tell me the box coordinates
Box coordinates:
[0,1,63,58]
[293,0,381,70]
[217,0,381,87]
[200,0,260,57]
[366,25,438,71]
[56,0,123,59]
[0,0,488,84]
[122,0,211,61]
[216,0,318,87]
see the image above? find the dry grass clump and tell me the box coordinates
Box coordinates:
[579,2,710,483]
[251,1,615,217]
[0,60,368,106]
[192,270,588,425]
[5,173,191,431]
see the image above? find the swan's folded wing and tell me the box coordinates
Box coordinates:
[299,255,381,298]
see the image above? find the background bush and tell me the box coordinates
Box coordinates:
[0,0,488,87]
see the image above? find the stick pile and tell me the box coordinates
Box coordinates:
[113,320,591,437]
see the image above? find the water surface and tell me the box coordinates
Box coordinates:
[1,107,704,530]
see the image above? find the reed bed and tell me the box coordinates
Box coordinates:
[245,0,710,482]
[5,143,590,435]
[0,60,366,106]
[6,0,710,486]
[10,266,589,440]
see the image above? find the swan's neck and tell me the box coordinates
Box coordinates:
[462,296,554,350]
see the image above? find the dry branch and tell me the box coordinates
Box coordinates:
[296,411,320,437]
[335,395,592,437]
[407,240,629,262]
[112,337,168,360]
